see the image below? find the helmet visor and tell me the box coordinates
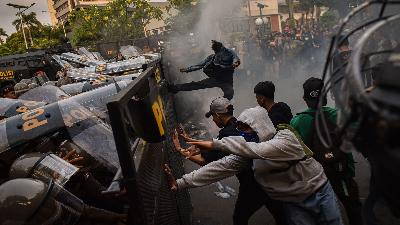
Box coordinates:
[31,154,79,187]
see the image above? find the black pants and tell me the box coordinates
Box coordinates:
[175,77,234,100]
[329,175,364,225]
[233,183,287,225]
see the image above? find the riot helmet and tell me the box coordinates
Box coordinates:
[318,2,400,223]
[9,152,79,187]
[0,178,84,225]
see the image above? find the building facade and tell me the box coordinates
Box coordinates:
[47,0,171,34]
[244,0,281,32]
[47,0,111,24]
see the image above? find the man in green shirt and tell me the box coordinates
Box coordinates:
[290,77,363,225]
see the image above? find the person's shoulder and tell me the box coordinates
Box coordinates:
[275,102,292,110]
[322,106,337,113]
[322,106,337,117]
[291,109,313,125]
[218,123,240,139]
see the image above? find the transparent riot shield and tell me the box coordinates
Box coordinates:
[0,121,8,153]
[30,153,80,187]
[19,85,70,104]
[69,80,132,120]
[0,98,46,118]
[120,45,143,59]
[318,1,400,147]
[57,100,119,173]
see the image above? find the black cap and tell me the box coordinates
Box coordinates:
[303,77,323,100]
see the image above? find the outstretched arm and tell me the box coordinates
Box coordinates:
[182,55,214,72]
[188,136,291,160]
[164,155,249,191]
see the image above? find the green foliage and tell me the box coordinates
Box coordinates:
[12,12,42,31]
[0,25,64,56]
[69,0,163,47]
[167,0,193,10]
[319,10,339,29]
[165,0,199,34]
[298,0,314,13]
[315,0,361,16]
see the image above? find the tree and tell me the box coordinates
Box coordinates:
[165,0,199,33]
[0,28,7,44]
[316,0,362,17]
[12,12,42,47]
[0,25,64,56]
[320,10,339,29]
[12,12,42,31]
[69,0,163,47]
[286,0,296,28]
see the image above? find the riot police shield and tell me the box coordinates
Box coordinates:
[19,85,70,104]
[0,98,46,118]
[10,152,79,187]
[318,1,400,145]
[106,58,192,225]
[120,45,143,59]
[318,2,400,224]
[61,73,139,96]
[0,98,119,174]
[57,99,120,172]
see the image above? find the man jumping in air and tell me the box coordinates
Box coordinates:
[168,40,240,100]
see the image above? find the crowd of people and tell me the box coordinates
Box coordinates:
[236,25,331,82]
[164,37,365,225]
[165,78,362,225]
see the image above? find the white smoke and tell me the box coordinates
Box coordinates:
[165,0,329,134]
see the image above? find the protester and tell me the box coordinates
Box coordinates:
[290,77,363,225]
[165,106,343,225]
[253,81,293,127]
[168,40,240,100]
[177,97,239,165]
[174,98,286,225]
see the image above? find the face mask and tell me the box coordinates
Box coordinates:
[239,130,260,143]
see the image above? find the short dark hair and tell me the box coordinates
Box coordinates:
[254,81,275,100]
[211,40,223,51]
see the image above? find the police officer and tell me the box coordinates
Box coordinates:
[168,40,240,100]
[0,81,17,99]
[0,178,125,225]
[9,152,126,214]
[319,10,400,225]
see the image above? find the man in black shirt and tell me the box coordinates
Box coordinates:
[254,81,293,127]
[203,98,239,163]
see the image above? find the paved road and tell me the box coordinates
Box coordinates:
[187,151,371,225]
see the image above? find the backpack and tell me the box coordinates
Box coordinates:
[300,111,347,165]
